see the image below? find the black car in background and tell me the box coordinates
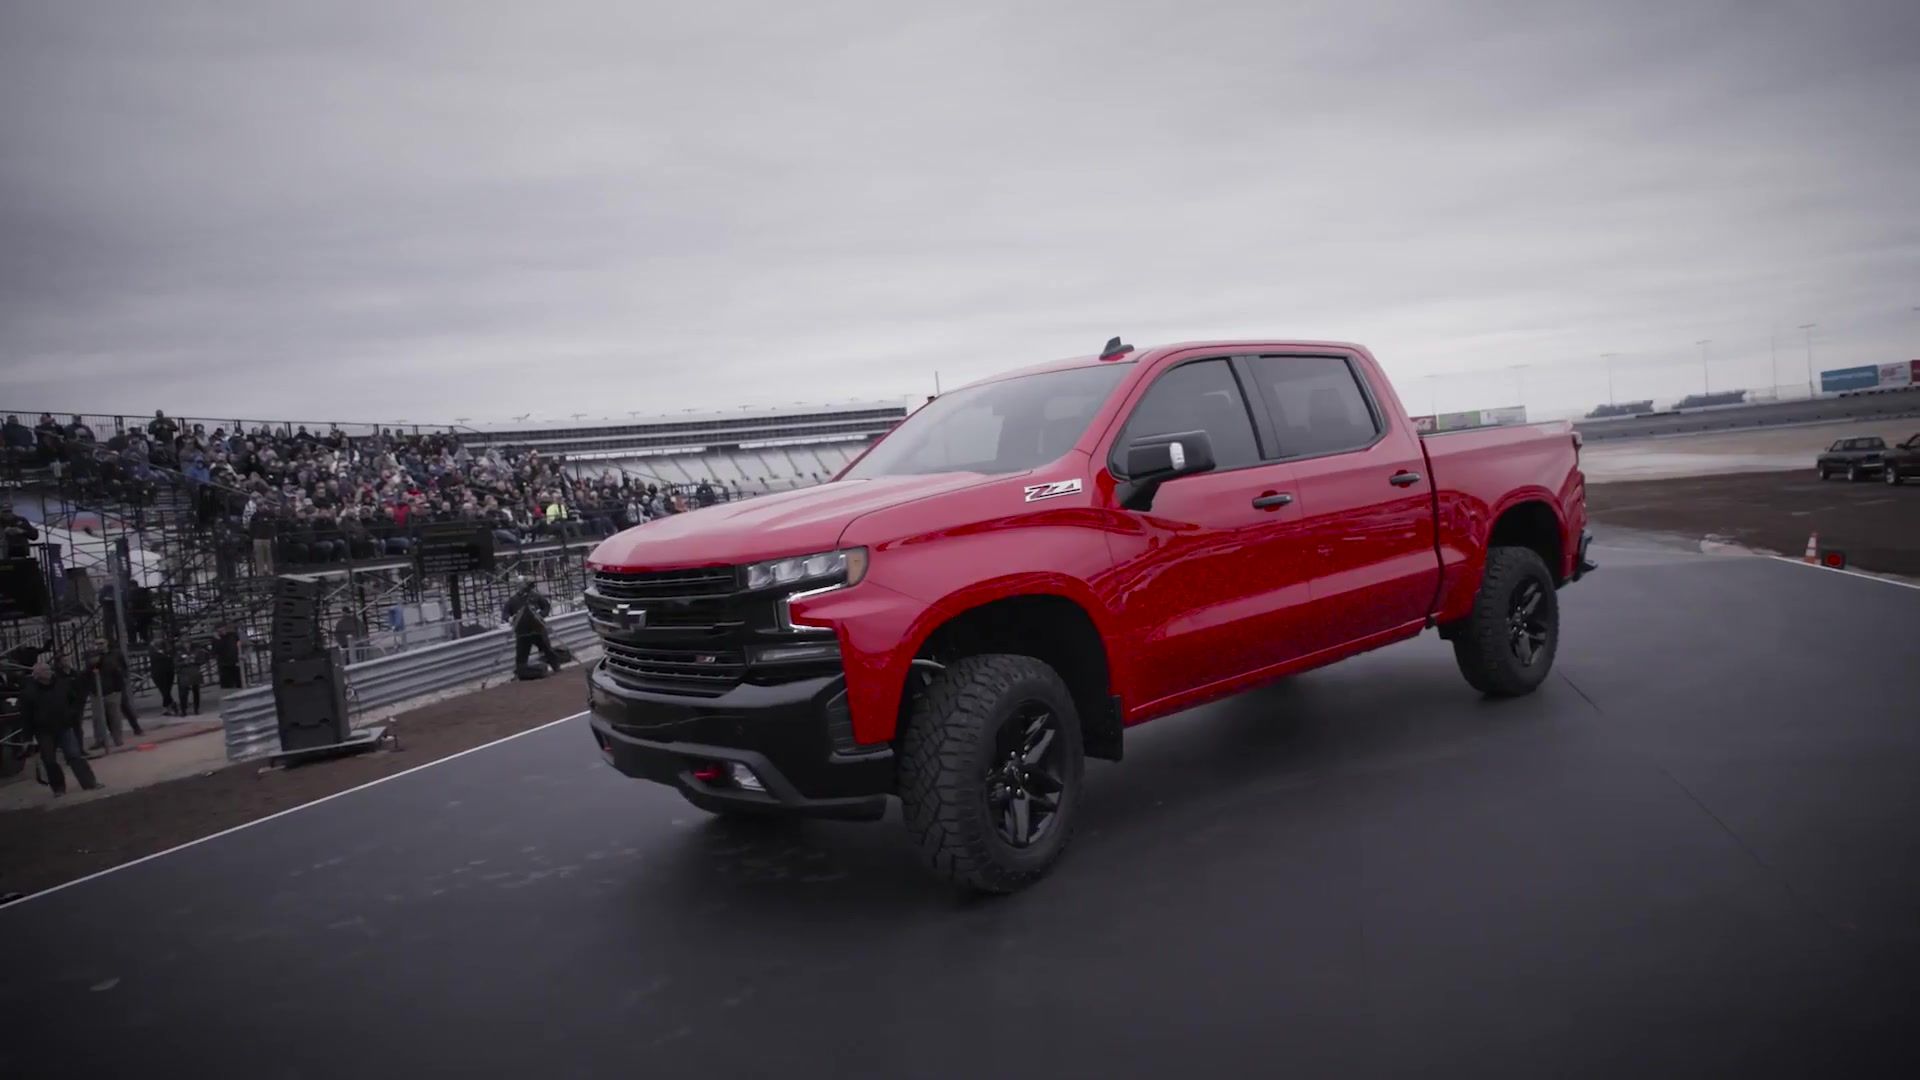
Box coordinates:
[1817,436,1887,481]
[1882,433,1920,486]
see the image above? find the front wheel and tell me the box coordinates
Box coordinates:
[1450,546,1560,698]
[1849,465,1864,481]
[1817,465,1830,480]
[1887,467,1903,486]
[897,654,1084,894]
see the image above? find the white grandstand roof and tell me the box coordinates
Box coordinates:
[464,398,908,434]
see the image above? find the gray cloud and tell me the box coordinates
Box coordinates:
[2,0,1916,423]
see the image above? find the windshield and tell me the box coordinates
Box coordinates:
[844,364,1130,479]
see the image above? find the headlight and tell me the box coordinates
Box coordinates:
[745,548,867,591]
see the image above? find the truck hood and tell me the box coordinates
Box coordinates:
[587,472,1007,570]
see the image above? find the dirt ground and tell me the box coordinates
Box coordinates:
[0,671,589,900]
[1588,468,1920,576]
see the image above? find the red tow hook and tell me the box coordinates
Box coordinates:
[690,762,728,784]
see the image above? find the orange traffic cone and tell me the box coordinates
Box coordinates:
[1803,531,1819,563]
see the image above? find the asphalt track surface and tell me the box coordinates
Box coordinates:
[6,532,1919,1078]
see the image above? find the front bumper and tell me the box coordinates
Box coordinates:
[586,661,893,820]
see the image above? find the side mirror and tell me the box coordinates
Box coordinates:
[1117,430,1216,511]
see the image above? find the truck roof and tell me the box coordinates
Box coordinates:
[976,340,1375,387]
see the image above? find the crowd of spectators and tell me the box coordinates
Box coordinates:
[3,410,736,572]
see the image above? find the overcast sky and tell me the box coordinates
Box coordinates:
[2,0,1916,425]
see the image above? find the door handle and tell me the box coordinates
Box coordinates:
[1389,471,1423,487]
[1251,492,1293,509]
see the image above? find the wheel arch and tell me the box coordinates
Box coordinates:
[906,591,1122,761]
[1486,496,1569,585]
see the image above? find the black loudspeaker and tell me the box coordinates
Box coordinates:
[271,575,322,663]
[272,650,351,752]
[0,556,49,619]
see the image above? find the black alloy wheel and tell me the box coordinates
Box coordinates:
[986,702,1066,849]
[898,653,1085,892]
[1450,544,1559,697]
[1508,579,1550,668]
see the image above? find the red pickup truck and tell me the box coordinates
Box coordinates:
[585,340,1592,891]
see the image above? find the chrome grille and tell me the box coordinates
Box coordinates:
[592,566,738,601]
[601,640,746,697]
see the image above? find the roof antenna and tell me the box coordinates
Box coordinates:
[1100,336,1134,361]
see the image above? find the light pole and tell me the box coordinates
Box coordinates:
[1509,363,1530,410]
[1798,323,1817,395]
[1768,325,1779,398]
[1600,353,1618,406]
[1694,339,1711,394]
[1422,373,1441,417]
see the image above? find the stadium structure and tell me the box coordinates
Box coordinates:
[460,400,909,495]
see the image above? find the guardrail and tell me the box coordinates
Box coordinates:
[220,609,600,762]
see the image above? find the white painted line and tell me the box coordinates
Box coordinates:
[1766,556,1920,592]
[1,710,589,911]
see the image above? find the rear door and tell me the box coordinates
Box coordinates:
[1103,356,1317,707]
[1239,353,1439,655]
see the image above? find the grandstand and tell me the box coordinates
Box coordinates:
[0,397,911,715]
[460,401,907,494]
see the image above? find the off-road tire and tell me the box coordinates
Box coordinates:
[898,654,1084,894]
[1451,545,1560,698]
[1849,465,1864,481]
[1886,467,1902,486]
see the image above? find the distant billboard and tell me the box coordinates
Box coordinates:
[1410,414,1438,433]
[1429,407,1528,432]
[1819,365,1878,393]
[1878,363,1914,388]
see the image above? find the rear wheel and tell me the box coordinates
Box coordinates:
[1451,546,1560,698]
[898,654,1084,893]
[1887,466,1903,486]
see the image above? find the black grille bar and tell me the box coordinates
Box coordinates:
[592,566,738,601]
[602,640,746,696]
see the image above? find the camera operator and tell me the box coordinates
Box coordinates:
[503,574,563,677]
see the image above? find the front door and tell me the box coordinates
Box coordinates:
[1102,356,1318,709]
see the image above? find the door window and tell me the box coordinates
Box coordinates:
[1114,359,1261,472]
[1243,355,1383,459]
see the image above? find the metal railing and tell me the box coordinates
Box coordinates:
[219,610,600,762]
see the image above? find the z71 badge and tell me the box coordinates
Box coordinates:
[1022,479,1083,502]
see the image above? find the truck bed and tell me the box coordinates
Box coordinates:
[1420,420,1586,624]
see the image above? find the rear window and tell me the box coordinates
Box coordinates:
[843,364,1128,479]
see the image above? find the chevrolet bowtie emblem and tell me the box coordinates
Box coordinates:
[614,604,646,628]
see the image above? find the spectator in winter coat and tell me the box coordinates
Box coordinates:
[19,657,100,796]
[148,410,179,447]
[2,414,33,457]
[212,624,244,689]
[176,641,207,715]
[150,640,177,713]
[246,496,277,574]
